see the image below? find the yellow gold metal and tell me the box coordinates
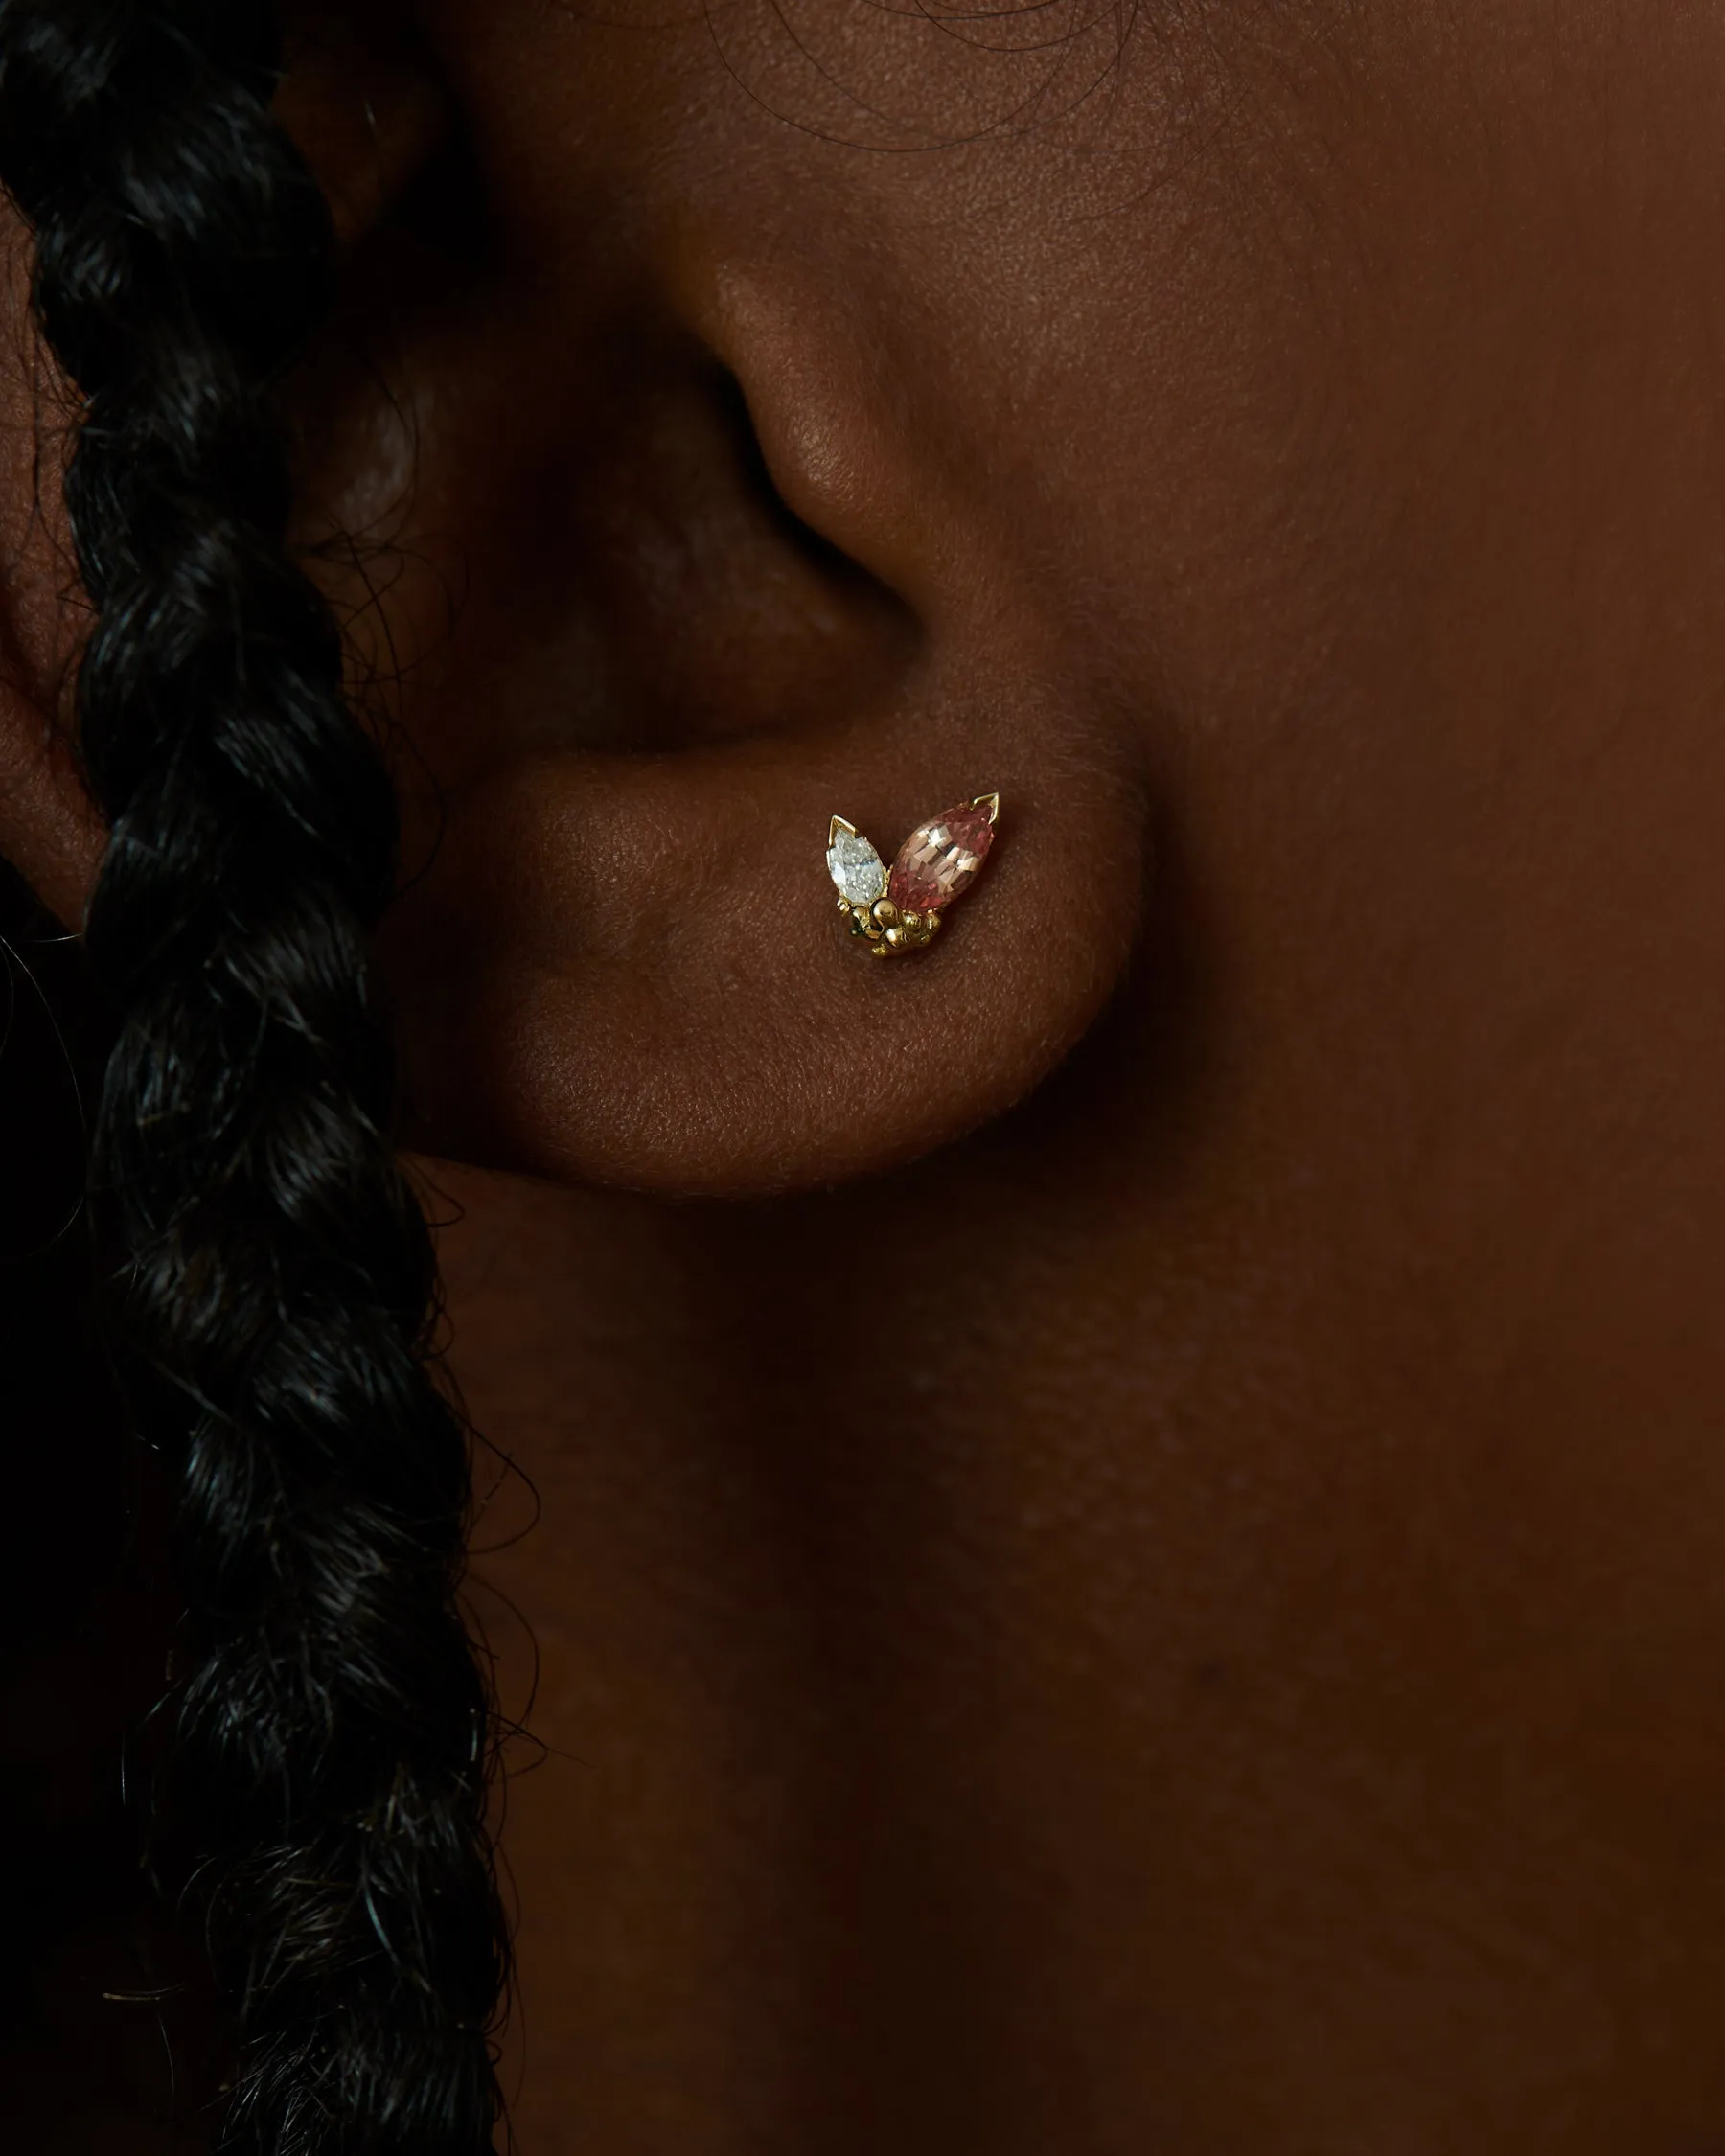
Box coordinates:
[840,890,944,955]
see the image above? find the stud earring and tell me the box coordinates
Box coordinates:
[826,793,1000,957]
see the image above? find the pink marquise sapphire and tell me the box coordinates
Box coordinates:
[886,801,997,916]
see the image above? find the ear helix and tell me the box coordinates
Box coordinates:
[827,792,1000,957]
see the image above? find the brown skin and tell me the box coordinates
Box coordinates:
[8,0,1725,2146]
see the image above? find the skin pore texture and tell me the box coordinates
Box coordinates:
[10,0,1725,2148]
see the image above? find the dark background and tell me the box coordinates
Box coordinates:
[0,864,201,2150]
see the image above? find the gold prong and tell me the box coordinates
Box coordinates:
[828,814,857,849]
[971,791,1001,824]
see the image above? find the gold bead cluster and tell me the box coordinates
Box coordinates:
[840,893,943,957]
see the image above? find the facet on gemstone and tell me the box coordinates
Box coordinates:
[886,800,997,917]
[826,816,886,906]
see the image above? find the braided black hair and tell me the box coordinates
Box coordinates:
[0,4,510,2147]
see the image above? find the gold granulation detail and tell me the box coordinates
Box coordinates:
[842,894,943,956]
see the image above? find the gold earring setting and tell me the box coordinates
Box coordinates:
[826,793,1000,957]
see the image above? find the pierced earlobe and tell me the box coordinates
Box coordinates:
[826,793,1000,957]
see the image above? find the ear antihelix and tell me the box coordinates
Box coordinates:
[827,792,1000,958]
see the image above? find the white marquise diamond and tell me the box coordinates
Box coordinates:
[826,822,886,906]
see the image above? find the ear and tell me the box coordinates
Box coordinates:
[0,218,104,928]
[340,246,1153,1197]
[7,48,1157,1202]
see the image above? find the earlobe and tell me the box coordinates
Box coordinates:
[385,740,1146,1198]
